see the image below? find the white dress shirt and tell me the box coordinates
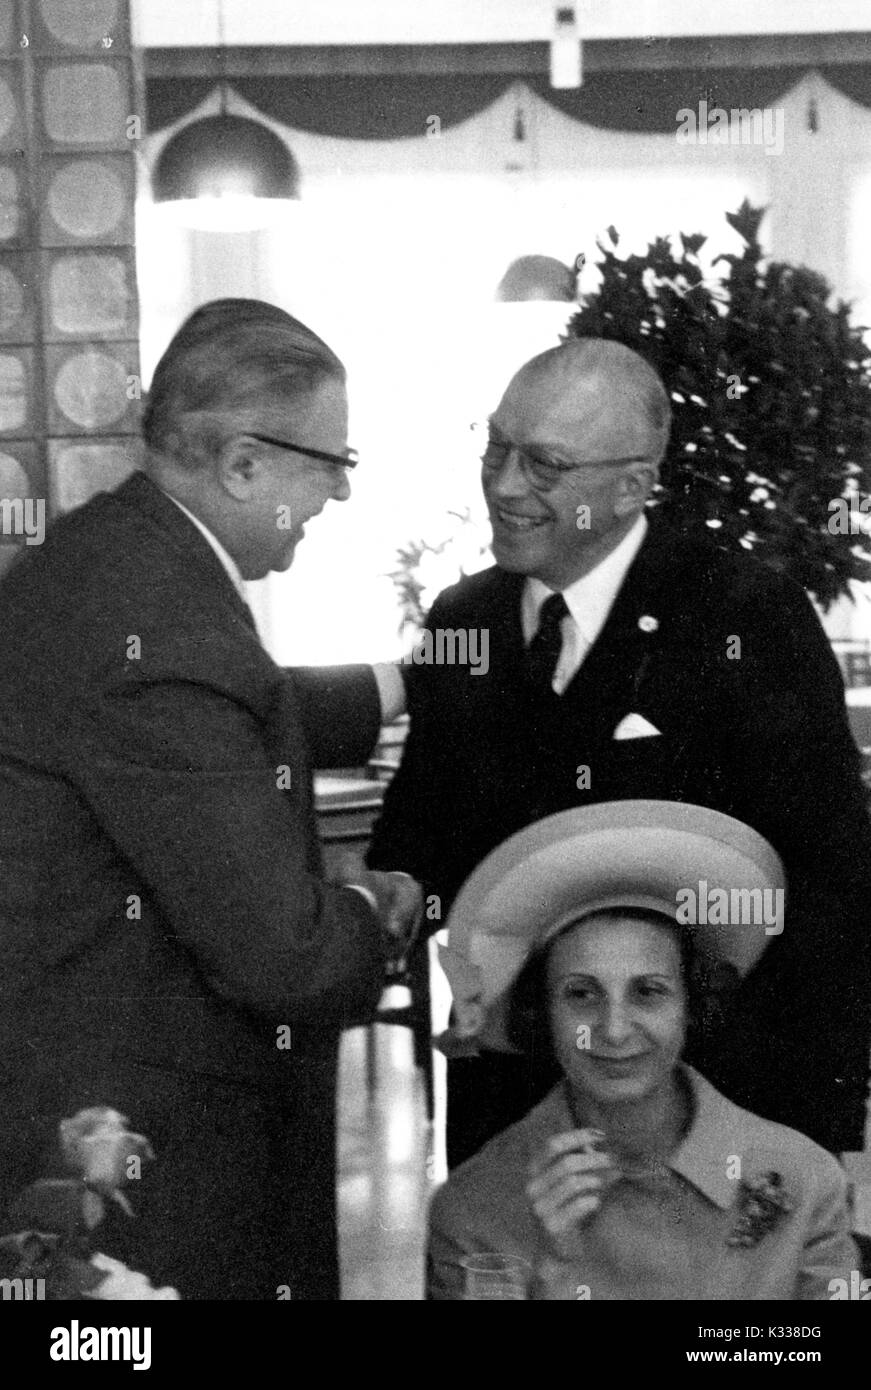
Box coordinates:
[522,513,648,695]
[163,491,249,602]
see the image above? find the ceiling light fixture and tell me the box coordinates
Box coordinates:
[151,0,300,230]
[495,255,578,303]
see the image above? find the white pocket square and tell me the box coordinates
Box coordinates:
[613,713,662,740]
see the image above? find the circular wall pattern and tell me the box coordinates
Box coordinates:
[49,255,129,336]
[39,0,121,48]
[47,161,124,239]
[43,66,125,146]
[0,265,25,335]
[0,166,20,241]
[53,350,128,430]
[0,451,29,498]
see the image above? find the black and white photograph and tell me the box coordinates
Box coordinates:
[1,0,870,1354]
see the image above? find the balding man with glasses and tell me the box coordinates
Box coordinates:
[369,337,871,1168]
[0,299,420,1300]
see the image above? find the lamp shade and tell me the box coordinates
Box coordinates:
[152,113,300,204]
[495,255,576,303]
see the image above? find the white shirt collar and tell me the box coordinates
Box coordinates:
[160,491,248,603]
[524,512,648,647]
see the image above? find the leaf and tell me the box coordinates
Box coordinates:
[560,200,871,601]
[725,200,767,247]
[681,232,708,257]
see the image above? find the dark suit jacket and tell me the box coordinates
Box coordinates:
[369,515,871,1153]
[0,470,386,1299]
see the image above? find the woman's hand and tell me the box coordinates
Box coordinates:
[526,1128,617,1261]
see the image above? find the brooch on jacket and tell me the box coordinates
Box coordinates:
[726,1171,794,1248]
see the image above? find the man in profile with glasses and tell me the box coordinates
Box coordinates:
[369,336,871,1169]
[0,298,420,1300]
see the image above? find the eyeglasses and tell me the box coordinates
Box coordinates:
[247,432,359,472]
[474,425,646,493]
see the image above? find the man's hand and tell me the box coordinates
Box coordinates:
[526,1129,617,1262]
[332,856,423,966]
[366,870,424,966]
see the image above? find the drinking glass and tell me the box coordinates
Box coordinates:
[460,1253,530,1300]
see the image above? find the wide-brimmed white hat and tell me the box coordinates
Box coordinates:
[439,800,786,1053]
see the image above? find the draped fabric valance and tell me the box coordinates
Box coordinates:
[146,64,871,139]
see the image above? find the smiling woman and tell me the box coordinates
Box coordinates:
[506,906,720,1080]
[427,801,859,1301]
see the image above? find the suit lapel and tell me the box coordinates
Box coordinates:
[553,515,683,733]
[487,569,526,685]
[114,471,259,636]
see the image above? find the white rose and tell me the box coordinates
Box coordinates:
[59,1107,153,1194]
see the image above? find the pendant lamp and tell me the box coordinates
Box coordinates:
[495,256,577,303]
[151,2,299,230]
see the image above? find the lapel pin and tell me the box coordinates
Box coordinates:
[638,615,659,633]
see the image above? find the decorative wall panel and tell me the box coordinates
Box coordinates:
[0,0,140,571]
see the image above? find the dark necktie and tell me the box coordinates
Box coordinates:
[526,591,569,695]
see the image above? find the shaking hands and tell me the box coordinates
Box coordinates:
[331,855,424,970]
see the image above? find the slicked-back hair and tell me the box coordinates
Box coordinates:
[142,299,346,467]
